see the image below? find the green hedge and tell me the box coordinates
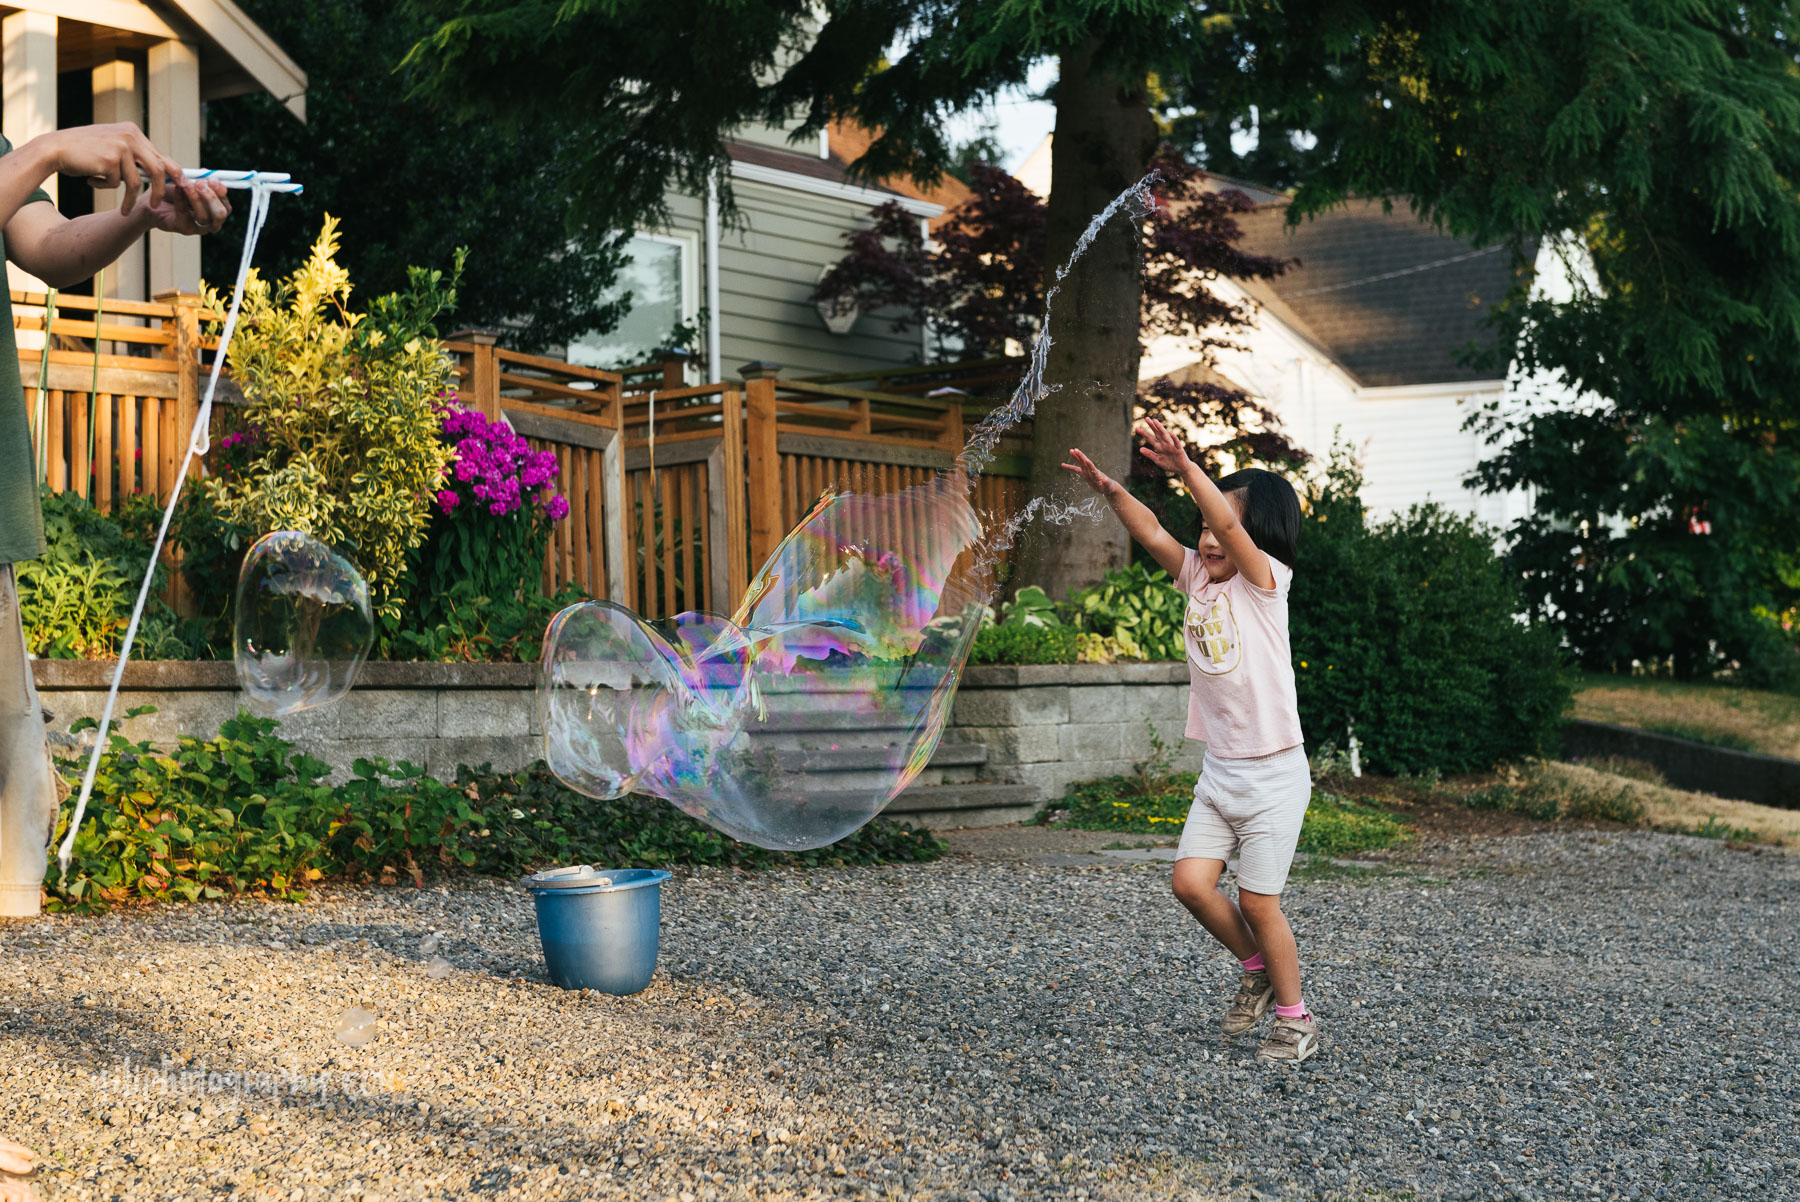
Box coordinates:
[1288,450,1573,775]
[48,709,944,914]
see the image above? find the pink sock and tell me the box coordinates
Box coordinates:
[1238,953,1265,972]
[1275,1000,1310,1020]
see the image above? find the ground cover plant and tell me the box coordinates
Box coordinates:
[973,568,1189,666]
[1570,672,1800,760]
[45,709,944,914]
[1046,771,1415,860]
[15,488,188,660]
[1314,756,1800,848]
[1041,728,1415,858]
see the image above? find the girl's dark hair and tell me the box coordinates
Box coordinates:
[1204,468,1302,568]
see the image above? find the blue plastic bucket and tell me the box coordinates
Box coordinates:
[522,866,672,994]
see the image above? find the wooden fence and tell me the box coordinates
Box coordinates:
[21,292,1031,619]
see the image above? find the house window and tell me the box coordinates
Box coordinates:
[567,231,698,370]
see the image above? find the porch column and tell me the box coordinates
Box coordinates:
[147,40,200,296]
[3,11,57,295]
[92,58,149,306]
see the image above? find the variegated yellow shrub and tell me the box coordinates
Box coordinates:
[202,215,462,619]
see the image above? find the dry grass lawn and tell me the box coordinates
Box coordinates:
[1541,759,1800,846]
[1571,673,1800,760]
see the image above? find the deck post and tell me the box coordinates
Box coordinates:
[739,362,782,575]
[448,329,502,420]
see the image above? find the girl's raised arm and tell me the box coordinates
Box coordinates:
[1061,447,1187,577]
[1138,418,1274,591]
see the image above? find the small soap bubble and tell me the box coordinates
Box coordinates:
[425,955,453,979]
[234,531,373,716]
[332,1005,379,1046]
[419,933,440,955]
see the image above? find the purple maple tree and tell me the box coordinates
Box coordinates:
[816,153,1307,474]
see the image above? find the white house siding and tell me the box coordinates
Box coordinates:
[646,180,926,380]
[1175,312,1515,527]
[1142,243,1593,534]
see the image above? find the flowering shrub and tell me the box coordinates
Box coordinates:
[392,398,574,660]
[436,403,570,520]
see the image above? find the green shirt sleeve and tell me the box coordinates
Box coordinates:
[0,132,55,564]
[0,135,53,209]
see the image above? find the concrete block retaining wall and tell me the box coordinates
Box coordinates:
[944,662,1204,800]
[32,659,1203,815]
[33,662,544,783]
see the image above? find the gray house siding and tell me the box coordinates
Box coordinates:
[649,178,926,380]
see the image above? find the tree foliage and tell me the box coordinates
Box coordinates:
[202,0,626,351]
[402,1,1254,594]
[1170,0,1800,681]
[401,1,1221,224]
[401,0,1800,658]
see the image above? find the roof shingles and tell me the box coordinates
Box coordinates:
[1231,198,1532,388]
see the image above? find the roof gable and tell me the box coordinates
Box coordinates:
[1231,198,1532,388]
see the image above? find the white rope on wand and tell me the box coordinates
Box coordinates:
[181,168,304,194]
[56,178,285,875]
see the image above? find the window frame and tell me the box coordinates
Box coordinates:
[568,227,702,376]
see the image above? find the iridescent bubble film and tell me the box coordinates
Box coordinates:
[541,478,992,850]
[234,531,374,717]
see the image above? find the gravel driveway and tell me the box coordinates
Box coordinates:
[1,828,1794,1201]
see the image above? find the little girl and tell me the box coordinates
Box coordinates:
[1065,418,1316,1063]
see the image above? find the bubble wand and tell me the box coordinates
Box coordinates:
[177,168,305,194]
[56,171,298,876]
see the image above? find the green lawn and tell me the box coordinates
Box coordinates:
[1572,672,1800,760]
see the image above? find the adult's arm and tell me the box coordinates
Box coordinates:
[0,127,227,289]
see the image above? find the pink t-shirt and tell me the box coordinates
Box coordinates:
[1176,547,1305,758]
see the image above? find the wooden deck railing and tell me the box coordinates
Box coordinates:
[27,301,1031,622]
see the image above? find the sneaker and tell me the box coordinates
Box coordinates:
[1220,969,1274,1036]
[1258,1013,1320,1063]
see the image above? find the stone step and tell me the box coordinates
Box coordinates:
[764,741,986,791]
[883,782,1040,830]
[773,742,986,773]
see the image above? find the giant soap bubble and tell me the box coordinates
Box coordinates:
[541,477,993,850]
[234,531,373,716]
[541,175,1157,850]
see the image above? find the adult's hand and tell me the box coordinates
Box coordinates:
[135,177,231,237]
[38,123,181,214]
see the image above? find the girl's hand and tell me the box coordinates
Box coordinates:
[1137,417,1197,476]
[1060,447,1118,497]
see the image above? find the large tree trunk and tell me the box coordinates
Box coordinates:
[1010,39,1157,601]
